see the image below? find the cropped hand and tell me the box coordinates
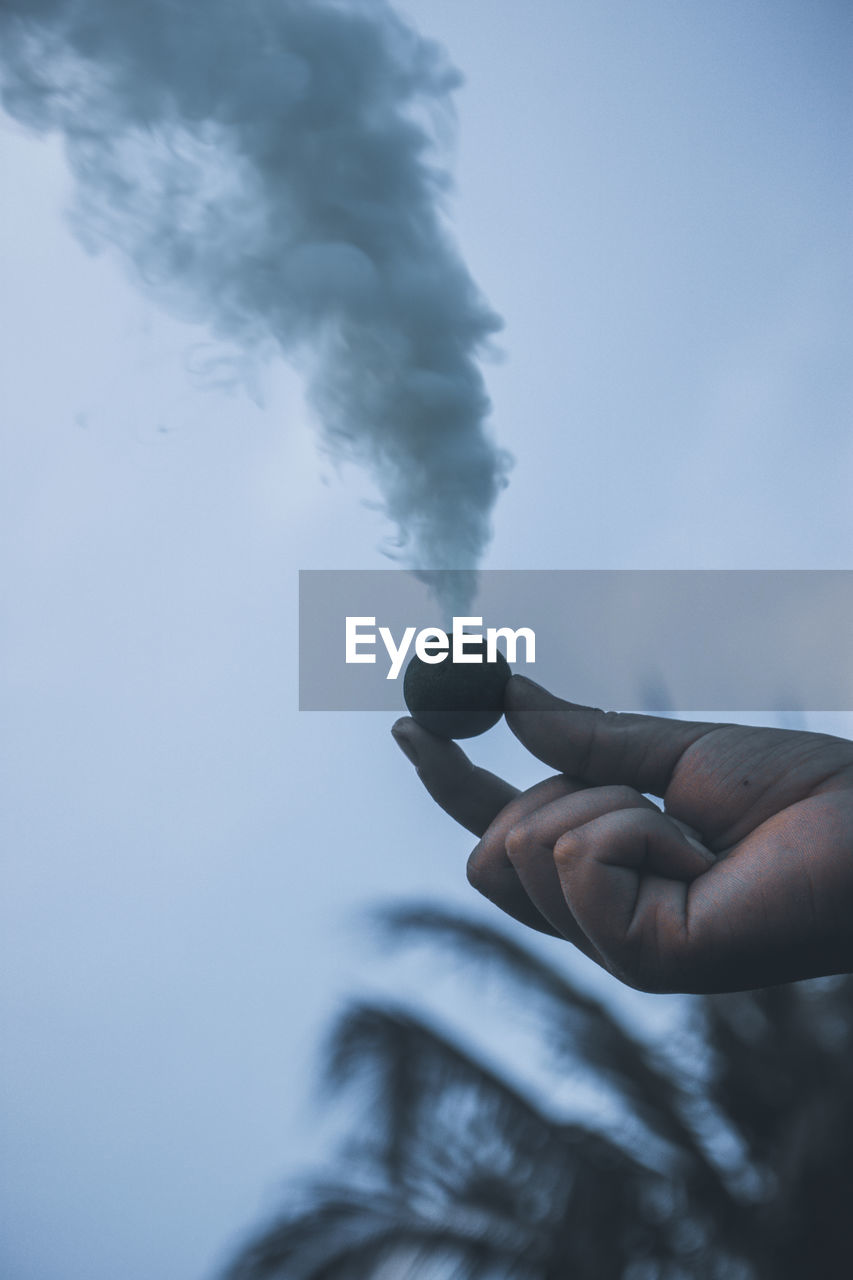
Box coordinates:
[392,676,853,993]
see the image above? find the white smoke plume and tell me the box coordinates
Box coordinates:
[0,0,510,609]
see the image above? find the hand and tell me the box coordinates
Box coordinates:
[391,676,853,994]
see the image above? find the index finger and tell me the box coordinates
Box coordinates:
[391,716,572,937]
[391,717,519,836]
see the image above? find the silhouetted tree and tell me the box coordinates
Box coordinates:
[221,904,853,1279]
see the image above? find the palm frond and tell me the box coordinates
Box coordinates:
[321,1000,739,1277]
[221,903,853,1280]
[703,980,853,1161]
[323,1000,615,1202]
[221,1186,534,1280]
[372,902,745,1236]
[701,978,853,1277]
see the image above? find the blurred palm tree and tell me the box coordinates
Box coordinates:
[220,904,853,1280]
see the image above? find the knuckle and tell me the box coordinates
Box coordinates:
[466,846,486,891]
[552,829,580,868]
[503,820,532,863]
[605,783,647,808]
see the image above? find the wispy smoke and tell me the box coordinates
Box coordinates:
[0,0,510,608]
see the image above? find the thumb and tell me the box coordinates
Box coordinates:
[504,675,718,798]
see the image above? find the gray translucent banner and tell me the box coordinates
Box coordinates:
[298,570,853,712]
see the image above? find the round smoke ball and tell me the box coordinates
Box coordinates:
[403,639,512,739]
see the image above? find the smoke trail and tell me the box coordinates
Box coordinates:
[0,0,510,610]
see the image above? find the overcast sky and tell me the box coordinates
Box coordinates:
[2,2,852,1278]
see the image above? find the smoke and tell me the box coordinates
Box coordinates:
[0,0,510,610]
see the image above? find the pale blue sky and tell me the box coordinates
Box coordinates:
[2,3,851,1278]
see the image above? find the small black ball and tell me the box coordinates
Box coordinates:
[403,639,511,739]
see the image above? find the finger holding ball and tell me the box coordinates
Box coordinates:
[403,637,512,740]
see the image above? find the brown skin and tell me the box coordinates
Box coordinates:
[391,675,853,994]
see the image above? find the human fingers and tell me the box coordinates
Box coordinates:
[466,774,589,938]
[391,718,575,934]
[391,717,519,837]
[504,676,720,799]
[552,806,715,992]
[502,786,663,957]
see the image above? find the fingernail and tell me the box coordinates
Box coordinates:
[391,723,420,766]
